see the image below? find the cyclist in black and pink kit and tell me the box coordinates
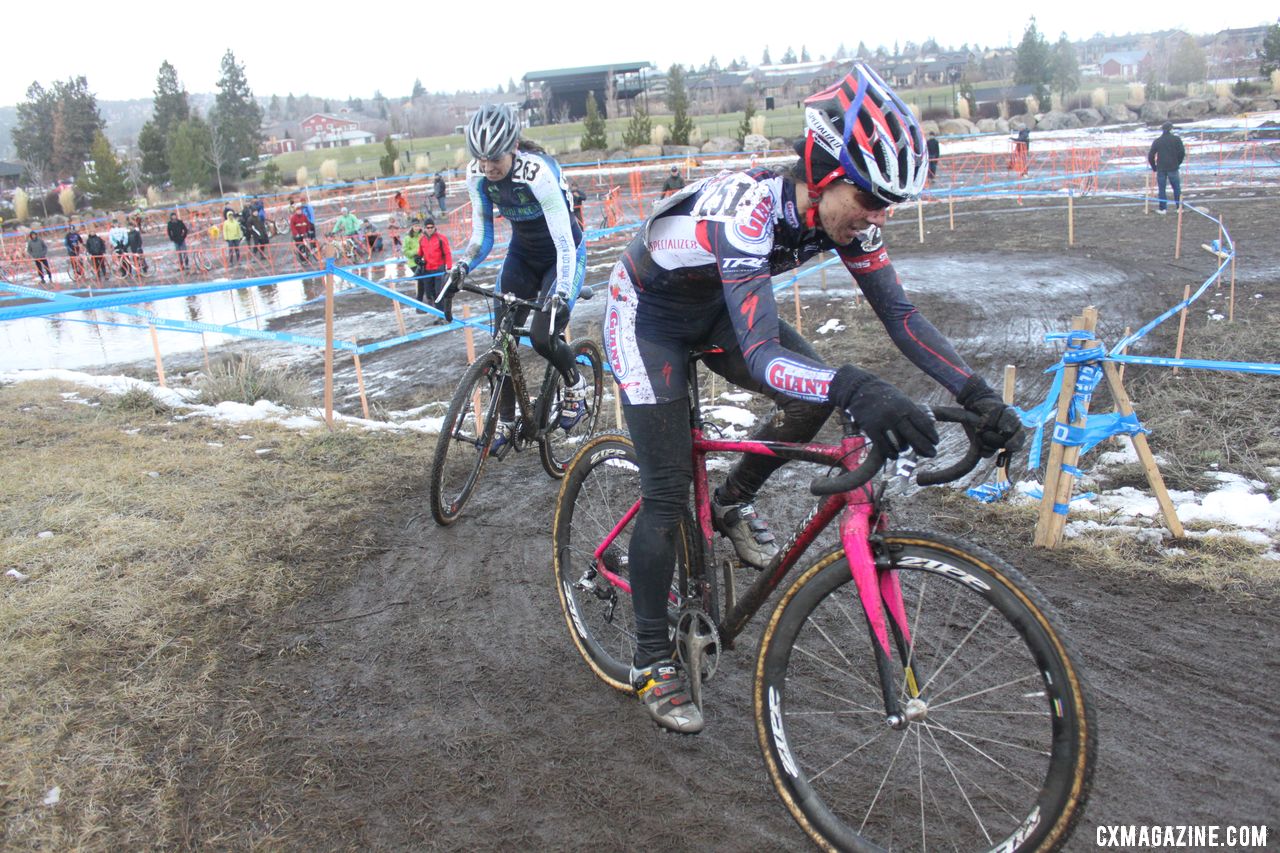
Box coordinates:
[606,64,1025,734]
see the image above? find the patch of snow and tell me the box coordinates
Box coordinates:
[816,318,846,334]
[703,405,757,428]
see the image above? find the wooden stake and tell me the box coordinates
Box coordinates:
[994,364,1016,488]
[820,265,827,292]
[614,379,623,428]
[1067,191,1074,247]
[1103,361,1184,538]
[200,332,212,375]
[1229,254,1236,323]
[149,323,167,388]
[353,350,370,419]
[948,196,954,231]
[917,199,925,243]
[1117,325,1131,384]
[462,303,476,363]
[1173,284,1191,375]
[392,298,407,337]
[323,267,335,426]
[792,280,803,333]
[1034,307,1097,549]
[1174,205,1183,259]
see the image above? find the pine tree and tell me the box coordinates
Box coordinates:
[209,49,263,181]
[152,61,190,135]
[1261,24,1280,77]
[136,61,191,186]
[379,136,398,176]
[286,93,298,119]
[580,92,608,150]
[166,117,213,192]
[268,94,281,119]
[1051,35,1080,102]
[261,161,282,191]
[667,65,693,145]
[14,77,105,179]
[412,79,425,99]
[1014,18,1052,110]
[737,99,756,145]
[761,47,772,65]
[78,131,130,207]
[621,103,652,147]
[800,46,811,62]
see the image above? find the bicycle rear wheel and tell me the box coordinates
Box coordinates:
[539,340,605,479]
[755,531,1094,853]
[552,433,696,690]
[429,351,503,526]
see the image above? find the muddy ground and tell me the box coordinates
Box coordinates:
[137,189,1279,849]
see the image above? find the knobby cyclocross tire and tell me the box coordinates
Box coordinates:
[539,340,605,479]
[429,351,504,526]
[552,433,697,690]
[754,531,1094,853]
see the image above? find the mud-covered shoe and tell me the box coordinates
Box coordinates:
[712,490,779,570]
[487,420,516,460]
[559,374,589,431]
[630,659,704,734]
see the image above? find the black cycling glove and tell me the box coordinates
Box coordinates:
[956,375,1025,458]
[828,365,939,459]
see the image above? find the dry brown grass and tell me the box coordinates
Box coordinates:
[0,378,427,848]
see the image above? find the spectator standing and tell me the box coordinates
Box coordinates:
[222,211,243,264]
[433,173,447,214]
[1147,121,1185,214]
[26,230,52,284]
[926,132,941,180]
[167,212,190,271]
[416,217,452,322]
[660,165,685,197]
[245,211,269,260]
[402,222,425,309]
[570,181,586,229]
[109,219,132,275]
[127,219,148,274]
[85,230,109,280]
[1010,127,1030,177]
[64,223,85,278]
[288,204,314,262]
[362,218,383,254]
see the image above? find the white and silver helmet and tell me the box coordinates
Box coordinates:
[465,104,520,160]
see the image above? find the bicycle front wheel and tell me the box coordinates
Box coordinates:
[755,531,1094,853]
[539,340,605,479]
[429,351,503,526]
[552,433,696,690]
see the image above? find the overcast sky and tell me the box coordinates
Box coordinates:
[6,2,1277,108]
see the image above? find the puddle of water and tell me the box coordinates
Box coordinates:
[0,264,405,371]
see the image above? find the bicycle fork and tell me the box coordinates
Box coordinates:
[839,503,922,728]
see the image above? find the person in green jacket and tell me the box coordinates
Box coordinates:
[402,222,429,311]
[222,211,244,265]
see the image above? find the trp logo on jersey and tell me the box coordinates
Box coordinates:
[720,256,767,272]
[765,358,834,402]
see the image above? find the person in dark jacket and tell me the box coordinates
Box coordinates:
[433,173,447,214]
[167,213,190,271]
[1010,127,1030,177]
[85,231,109,280]
[127,220,148,274]
[660,165,685,197]
[926,133,941,179]
[1147,121,1186,214]
[26,230,52,284]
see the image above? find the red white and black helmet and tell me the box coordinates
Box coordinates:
[799,63,928,206]
[465,104,520,160]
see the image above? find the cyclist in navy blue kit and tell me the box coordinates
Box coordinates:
[605,64,1025,734]
[441,104,589,457]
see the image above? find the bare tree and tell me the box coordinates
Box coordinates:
[205,111,231,197]
[20,157,52,218]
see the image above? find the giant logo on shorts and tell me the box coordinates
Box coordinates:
[605,306,627,375]
[766,358,833,402]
